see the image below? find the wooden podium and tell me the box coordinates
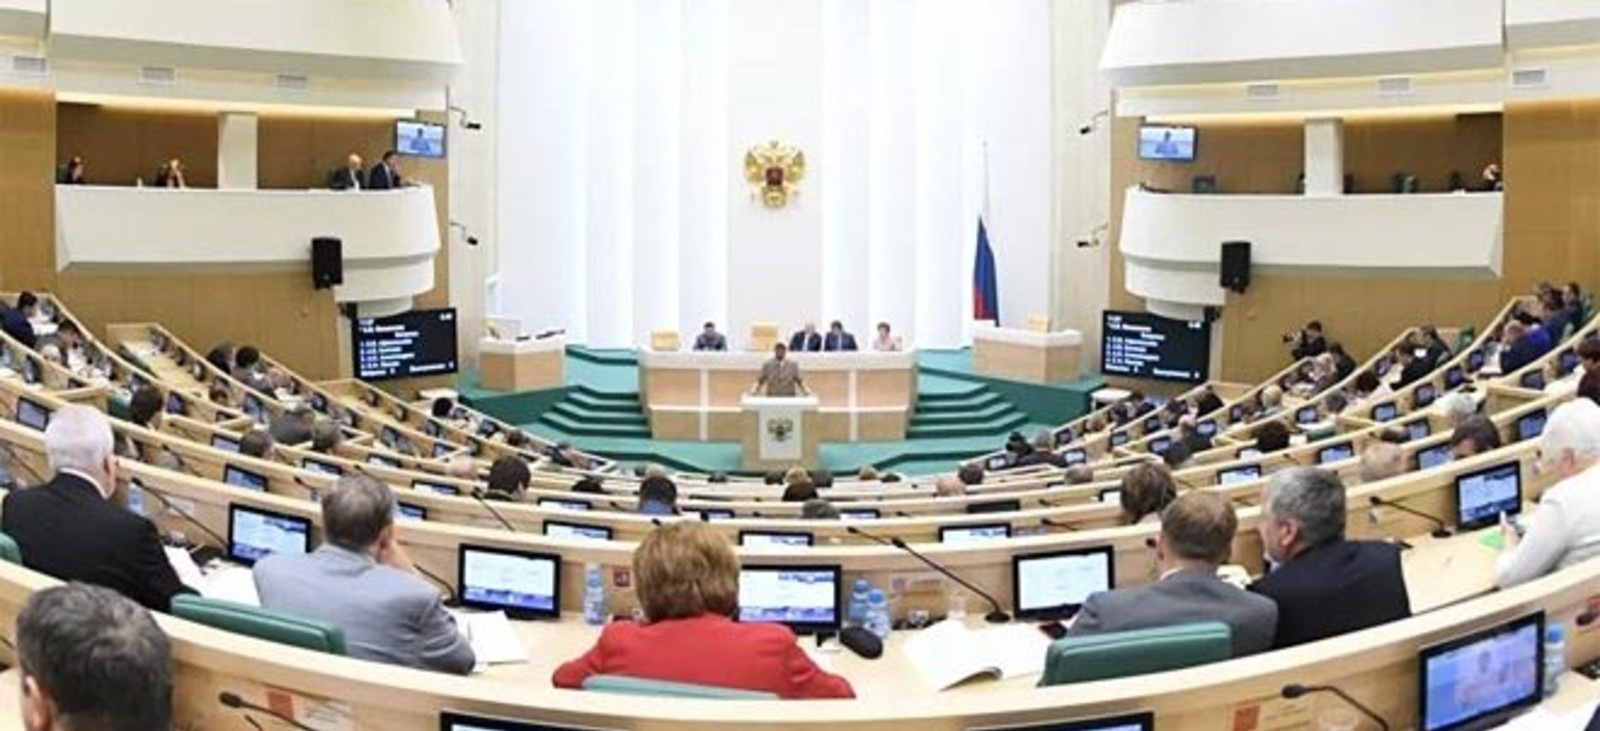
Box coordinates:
[739,395,820,470]
[479,336,565,392]
[972,323,1083,384]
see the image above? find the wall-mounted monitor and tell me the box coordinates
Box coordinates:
[1137,124,1197,162]
[351,308,459,382]
[1101,310,1210,383]
[395,119,446,158]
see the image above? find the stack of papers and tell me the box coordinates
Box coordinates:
[902,620,1051,691]
[164,548,261,606]
[447,609,529,667]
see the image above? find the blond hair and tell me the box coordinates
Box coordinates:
[633,521,739,622]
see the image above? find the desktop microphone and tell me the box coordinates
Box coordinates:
[1367,495,1451,539]
[1039,517,1076,531]
[649,517,663,527]
[413,564,456,602]
[218,692,319,731]
[1281,684,1391,731]
[845,525,1011,624]
[469,489,518,533]
[132,479,227,548]
[161,447,202,477]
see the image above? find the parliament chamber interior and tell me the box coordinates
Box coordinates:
[3,1,1600,730]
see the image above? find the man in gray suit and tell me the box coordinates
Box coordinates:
[751,343,808,397]
[1067,491,1277,657]
[254,474,475,674]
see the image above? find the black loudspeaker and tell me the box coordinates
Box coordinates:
[312,237,343,289]
[1220,240,1251,293]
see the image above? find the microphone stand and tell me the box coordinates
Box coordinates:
[1367,495,1452,538]
[846,525,1011,624]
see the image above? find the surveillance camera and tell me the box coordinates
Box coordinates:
[464,121,483,131]
[466,236,480,246]
[1078,124,1093,136]
[1075,239,1091,248]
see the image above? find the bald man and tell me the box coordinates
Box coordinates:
[330,153,365,190]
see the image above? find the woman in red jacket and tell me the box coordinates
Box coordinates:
[551,521,855,699]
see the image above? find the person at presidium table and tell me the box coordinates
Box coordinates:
[750,343,810,397]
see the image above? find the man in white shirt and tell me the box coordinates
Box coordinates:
[1495,399,1600,588]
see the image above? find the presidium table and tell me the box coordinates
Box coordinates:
[638,349,917,466]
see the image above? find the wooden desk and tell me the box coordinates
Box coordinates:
[0,668,19,731]
[479,336,565,392]
[1402,530,1499,613]
[971,325,1082,384]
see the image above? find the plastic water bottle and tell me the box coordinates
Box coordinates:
[126,483,146,517]
[1545,624,1566,697]
[582,563,607,626]
[849,579,871,629]
[867,588,891,640]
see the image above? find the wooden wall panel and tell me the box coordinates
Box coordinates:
[0,89,56,292]
[1134,121,1304,195]
[1344,114,1502,193]
[56,104,219,188]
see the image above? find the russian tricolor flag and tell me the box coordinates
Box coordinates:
[973,216,999,324]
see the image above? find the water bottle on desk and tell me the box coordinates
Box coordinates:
[1544,623,1566,697]
[849,578,871,629]
[867,588,891,640]
[582,563,607,626]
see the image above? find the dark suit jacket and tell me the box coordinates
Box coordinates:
[329,167,365,190]
[1248,540,1409,649]
[1395,358,1431,389]
[368,163,398,190]
[1,473,195,611]
[789,331,822,352]
[1,308,36,348]
[1071,568,1279,657]
[1195,392,1224,416]
[693,333,727,351]
[822,332,857,351]
[1500,331,1553,375]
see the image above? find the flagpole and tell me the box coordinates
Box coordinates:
[981,138,991,222]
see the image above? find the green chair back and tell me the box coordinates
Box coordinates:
[171,595,345,655]
[1038,621,1231,686]
[581,674,779,699]
[0,532,19,564]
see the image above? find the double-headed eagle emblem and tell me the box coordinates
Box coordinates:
[766,416,794,443]
[744,140,806,209]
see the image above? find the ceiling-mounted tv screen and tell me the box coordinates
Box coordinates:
[396,119,446,158]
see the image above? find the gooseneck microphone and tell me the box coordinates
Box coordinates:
[1367,495,1451,539]
[1281,684,1391,731]
[846,525,1011,624]
[132,478,228,548]
[219,692,319,731]
[470,488,518,532]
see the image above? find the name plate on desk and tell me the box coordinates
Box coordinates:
[741,396,818,463]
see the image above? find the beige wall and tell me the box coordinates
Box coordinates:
[57,103,219,188]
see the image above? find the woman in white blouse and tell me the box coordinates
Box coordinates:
[872,322,903,352]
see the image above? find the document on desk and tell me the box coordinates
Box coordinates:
[200,565,261,607]
[1491,700,1598,730]
[448,609,529,666]
[902,620,1051,691]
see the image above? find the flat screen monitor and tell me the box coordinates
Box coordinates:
[414,480,460,496]
[309,392,328,413]
[1317,443,1355,464]
[396,119,446,158]
[1061,448,1087,466]
[1375,357,1393,376]
[380,425,401,447]
[210,434,240,452]
[351,308,460,381]
[1147,436,1171,455]
[457,544,561,620]
[367,454,400,468]
[1520,370,1545,390]
[1137,124,1196,162]
[739,531,814,548]
[1236,447,1262,460]
[166,391,186,415]
[1110,430,1130,447]
[16,397,49,431]
[1466,349,1485,373]
[538,498,590,512]
[1418,612,1544,731]
[1229,404,1245,422]
[1445,365,1465,389]
[967,499,1022,515]
[423,420,444,438]
[1372,402,1399,422]
[21,357,38,384]
[300,458,343,476]
[1013,546,1114,620]
[432,442,454,459]
[223,465,268,492]
[698,508,736,521]
[736,565,842,634]
[985,454,1011,471]
[970,712,1156,731]
[1408,419,1432,441]
[1516,409,1547,442]
[1455,461,1522,532]
[396,502,427,522]
[438,711,621,731]
[1141,416,1162,432]
[940,523,1012,543]
[1415,383,1438,408]
[1560,349,1581,376]
[1295,405,1319,425]
[227,504,311,566]
[838,508,880,521]
[1100,310,1210,383]
[543,521,613,541]
[1098,488,1121,504]
[1217,464,1261,485]
[1416,443,1454,471]
[1197,419,1218,438]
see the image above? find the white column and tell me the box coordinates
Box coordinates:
[1304,117,1345,197]
[448,0,497,368]
[1053,0,1113,368]
[217,111,257,190]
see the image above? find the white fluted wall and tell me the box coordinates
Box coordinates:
[495,0,1052,349]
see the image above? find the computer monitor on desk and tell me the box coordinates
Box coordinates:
[16,397,49,431]
[972,712,1155,731]
[1418,612,1543,731]
[739,531,813,548]
[543,521,612,541]
[736,565,841,634]
[457,545,561,620]
[227,504,311,566]
[940,523,1012,543]
[440,712,622,731]
[1012,546,1113,620]
[223,465,268,492]
[1455,461,1522,532]
[1416,443,1453,471]
[1217,464,1261,486]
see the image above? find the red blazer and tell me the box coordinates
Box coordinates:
[551,614,855,699]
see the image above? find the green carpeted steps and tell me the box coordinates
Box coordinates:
[536,385,651,439]
[906,384,1031,440]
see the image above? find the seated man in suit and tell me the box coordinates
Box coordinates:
[1,405,195,611]
[367,150,404,190]
[1193,385,1225,417]
[254,474,474,674]
[1495,399,1600,588]
[822,320,858,351]
[1393,346,1431,390]
[1499,314,1554,375]
[1069,492,1277,656]
[788,322,822,352]
[2,291,39,348]
[16,583,173,731]
[693,321,728,351]
[329,153,365,190]
[1249,467,1409,648]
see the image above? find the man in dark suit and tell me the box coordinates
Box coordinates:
[692,321,727,351]
[367,150,403,190]
[2,291,38,348]
[1194,385,1224,416]
[1,405,195,612]
[1249,467,1409,648]
[822,320,858,351]
[329,153,365,190]
[1070,491,1277,656]
[1393,346,1431,390]
[788,322,822,352]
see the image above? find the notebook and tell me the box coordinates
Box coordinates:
[901,620,1051,691]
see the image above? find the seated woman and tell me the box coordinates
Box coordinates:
[552,521,855,698]
[1119,463,1177,525]
[1496,399,1600,588]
